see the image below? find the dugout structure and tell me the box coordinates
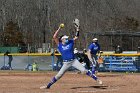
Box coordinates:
[85,31,140,51]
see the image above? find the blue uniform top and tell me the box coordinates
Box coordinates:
[88,43,100,55]
[58,39,75,60]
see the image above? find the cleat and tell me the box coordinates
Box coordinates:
[40,85,50,89]
[40,85,47,89]
[96,79,103,85]
[95,71,98,75]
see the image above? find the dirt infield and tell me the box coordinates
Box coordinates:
[0,71,140,93]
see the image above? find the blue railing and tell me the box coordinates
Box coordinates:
[103,56,139,72]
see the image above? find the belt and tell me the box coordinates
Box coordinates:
[63,59,75,62]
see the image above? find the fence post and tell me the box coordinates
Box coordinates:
[109,56,113,71]
[51,48,55,71]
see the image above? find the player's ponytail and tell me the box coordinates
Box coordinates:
[59,35,64,42]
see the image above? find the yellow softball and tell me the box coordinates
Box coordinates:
[60,23,64,28]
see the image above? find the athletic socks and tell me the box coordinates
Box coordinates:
[46,71,100,89]
[86,70,97,80]
[47,77,57,88]
[92,66,95,74]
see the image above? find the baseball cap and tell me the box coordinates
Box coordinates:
[93,38,98,41]
[61,35,69,40]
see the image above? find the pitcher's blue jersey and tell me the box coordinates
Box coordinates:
[88,43,100,55]
[58,40,75,60]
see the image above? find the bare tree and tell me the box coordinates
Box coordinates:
[0,0,140,51]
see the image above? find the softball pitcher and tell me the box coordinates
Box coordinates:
[40,22,102,89]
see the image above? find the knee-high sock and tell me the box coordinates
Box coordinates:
[92,66,95,74]
[86,70,97,80]
[47,77,57,88]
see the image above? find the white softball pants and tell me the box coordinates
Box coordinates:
[55,59,87,80]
